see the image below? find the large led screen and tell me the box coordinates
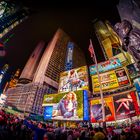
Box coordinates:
[91,70,119,93]
[90,97,115,123]
[43,90,89,121]
[126,64,139,79]
[58,66,89,93]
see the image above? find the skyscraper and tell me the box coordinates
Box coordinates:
[33,28,86,88]
[19,41,45,84]
[6,28,86,115]
[0,0,29,38]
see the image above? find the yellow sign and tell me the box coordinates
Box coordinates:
[94,21,121,59]
[92,70,119,92]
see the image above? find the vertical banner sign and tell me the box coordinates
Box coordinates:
[44,106,53,120]
[113,92,138,120]
[90,97,115,123]
[65,42,74,71]
[134,78,140,92]
[130,91,140,115]
[134,78,140,102]
[115,68,130,87]
[83,90,89,121]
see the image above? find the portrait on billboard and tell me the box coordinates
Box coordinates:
[58,66,88,93]
[52,91,77,118]
[42,90,89,121]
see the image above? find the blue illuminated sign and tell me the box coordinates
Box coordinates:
[134,78,140,92]
[44,106,53,120]
[83,90,89,121]
[65,42,74,71]
[89,58,122,75]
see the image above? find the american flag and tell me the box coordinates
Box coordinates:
[88,39,94,58]
[88,39,97,64]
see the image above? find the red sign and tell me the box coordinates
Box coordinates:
[113,91,138,120]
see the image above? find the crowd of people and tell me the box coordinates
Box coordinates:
[0,109,140,140]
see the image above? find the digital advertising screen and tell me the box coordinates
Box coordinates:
[126,64,139,79]
[43,90,89,121]
[90,97,115,123]
[58,66,89,93]
[94,20,121,59]
[113,91,139,120]
[89,58,122,75]
[115,68,130,87]
[91,70,119,93]
[134,78,140,92]
[65,42,74,71]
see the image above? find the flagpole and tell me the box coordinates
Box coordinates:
[89,39,106,127]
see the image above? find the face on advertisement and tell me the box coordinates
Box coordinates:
[67,92,76,100]
[53,92,77,119]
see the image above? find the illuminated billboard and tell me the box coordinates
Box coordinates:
[89,58,122,75]
[94,21,135,65]
[65,42,74,71]
[113,91,139,120]
[90,97,115,122]
[126,64,139,79]
[134,78,140,92]
[91,70,119,93]
[94,21,121,59]
[58,66,89,93]
[115,68,130,87]
[43,90,89,121]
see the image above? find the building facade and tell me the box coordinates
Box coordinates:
[6,83,56,115]
[6,28,86,115]
[0,0,29,38]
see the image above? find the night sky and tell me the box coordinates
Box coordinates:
[1,0,120,73]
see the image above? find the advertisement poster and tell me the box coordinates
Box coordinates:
[92,70,119,93]
[126,64,139,79]
[90,97,115,123]
[134,78,140,92]
[134,78,140,110]
[113,92,138,120]
[89,58,122,75]
[58,66,89,93]
[42,90,89,121]
[115,68,130,87]
[44,106,53,120]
